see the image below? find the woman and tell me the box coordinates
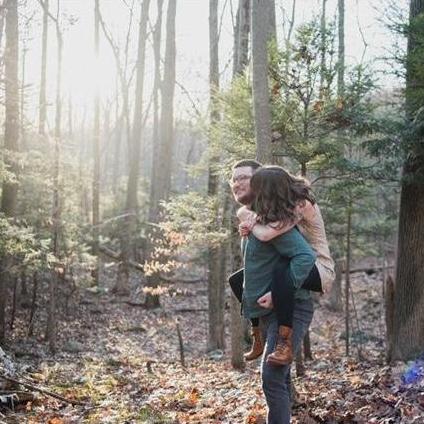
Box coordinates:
[238,165,334,365]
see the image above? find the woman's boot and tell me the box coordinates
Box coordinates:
[266,325,293,366]
[244,326,264,361]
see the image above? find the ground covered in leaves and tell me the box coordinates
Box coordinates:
[1,269,424,423]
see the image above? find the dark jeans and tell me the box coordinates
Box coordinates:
[260,299,314,423]
[228,261,321,328]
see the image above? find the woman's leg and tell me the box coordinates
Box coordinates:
[271,260,294,327]
[260,299,313,424]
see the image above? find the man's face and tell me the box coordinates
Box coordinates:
[231,166,255,205]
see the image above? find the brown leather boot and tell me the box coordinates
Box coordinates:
[244,326,264,361]
[266,325,293,366]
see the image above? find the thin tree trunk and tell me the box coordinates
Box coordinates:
[230,0,250,368]
[115,0,150,295]
[206,0,225,352]
[20,45,27,149]
[327,259,343,311]
[92,0,100,286]
[0,0,19,345]
[145,0,176,309]
[28,272,38,337]
[319,0,327,96]
[148,0,163,222]
[46,9,63,353]
[251,0,273,163]
[345,198,352,356]
[158,0,176,200]
[38,0,48,135]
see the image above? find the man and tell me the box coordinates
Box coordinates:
[229,159,315,424]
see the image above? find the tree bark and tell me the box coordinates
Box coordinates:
[46,9,63,353]
[229,0,251,368]
[148,0,164,223]
[389,0,424,362]
[158,0,176,200]
[0,0,19,345]
[251,0,273,163]
[92,0,101,286]
[38,0,48,135]
[233,0,250,76]
[115,0,150,295]
[144,0,176,308]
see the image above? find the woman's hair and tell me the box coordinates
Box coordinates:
[250,166,315,225]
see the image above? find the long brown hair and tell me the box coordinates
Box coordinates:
[250,166,315,225]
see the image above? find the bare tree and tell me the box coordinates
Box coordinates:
[115,0,151,295]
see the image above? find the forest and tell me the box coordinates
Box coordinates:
[0,0,423,423]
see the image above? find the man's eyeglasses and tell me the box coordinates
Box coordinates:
[229,174,251,186]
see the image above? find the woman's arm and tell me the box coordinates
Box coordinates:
[250,220,297,242]
[238,207,299,241]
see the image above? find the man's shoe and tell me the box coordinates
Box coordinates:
[244,326,264,361]
[266,325,293,366]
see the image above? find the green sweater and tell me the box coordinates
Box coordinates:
[242,228,316,319]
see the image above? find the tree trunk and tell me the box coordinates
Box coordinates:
[345,198,352,357]
[233,0,250,76]
[337,0,345,98]
[148,0,163,222]
[229,0,251,368]
[158,0,176,200]
[46,14,63,354]
[390,0,424,362]
[92,0,100,286]
[319,0,328,96]
[327,259,343,311]
[115,0,150,295]
[145,0,176,308]
[38,0,48,135]
[1,0,19,217]
[206,0,225,352]
[0,0,19,345]
[251,0,273,163]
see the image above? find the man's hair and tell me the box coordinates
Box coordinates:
[232,159,262,170]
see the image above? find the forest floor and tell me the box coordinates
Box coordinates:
[1,267,424,423]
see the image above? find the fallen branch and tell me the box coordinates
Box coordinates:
[160,276,205,284]
[99,245,144,272]
[0,373,88,406]
[175,308,208,313]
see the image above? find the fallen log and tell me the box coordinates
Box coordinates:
[99,246,144,272]
[342,265,394,275]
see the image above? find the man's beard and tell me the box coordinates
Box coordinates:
[236,191,256,205]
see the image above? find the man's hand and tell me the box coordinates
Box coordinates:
[257,292,273,309]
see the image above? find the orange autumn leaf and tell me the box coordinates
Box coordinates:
[48,418,64,424]
[187,387,199,405]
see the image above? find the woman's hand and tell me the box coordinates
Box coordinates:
[238,213,257,237]
[257,292,273,309]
